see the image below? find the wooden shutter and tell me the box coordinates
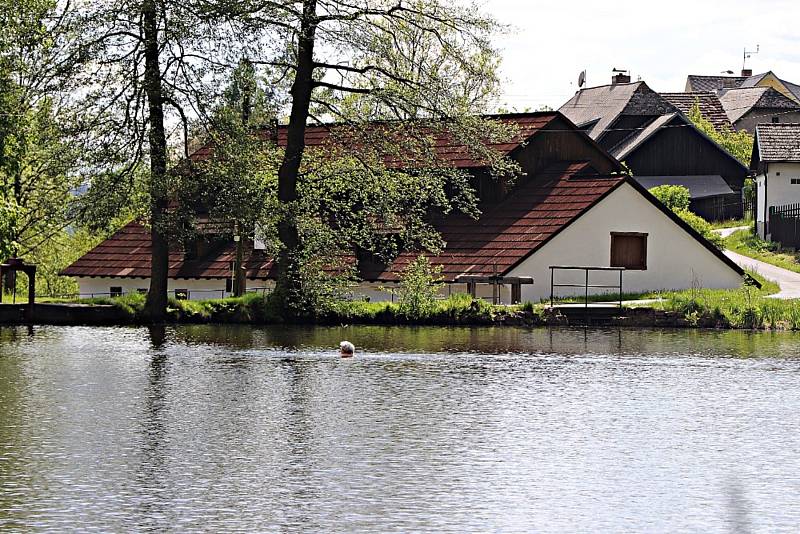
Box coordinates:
[610,233,647,270]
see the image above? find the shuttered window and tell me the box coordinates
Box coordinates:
[610,232,647,270]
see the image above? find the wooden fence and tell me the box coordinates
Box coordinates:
[690,194,752,222]
[769,203,800,249]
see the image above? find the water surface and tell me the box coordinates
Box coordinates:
[1,325,800,532]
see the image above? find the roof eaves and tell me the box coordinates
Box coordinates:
[502,175,627,276]
[624,178,751,281]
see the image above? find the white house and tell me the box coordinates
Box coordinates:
[751,123,800,239]
[64,112,749,304]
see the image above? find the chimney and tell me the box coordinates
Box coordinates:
[612,73,631,85]
[742,68,753,77]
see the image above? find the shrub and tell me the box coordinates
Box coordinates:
[397,255,443,318]
[649,185,690,212]
[675,209,724,250]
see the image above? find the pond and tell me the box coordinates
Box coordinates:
[2,325,800,532]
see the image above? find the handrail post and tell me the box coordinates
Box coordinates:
[584,269,589,310]
[550,267,554,308]
[619,269,623,308]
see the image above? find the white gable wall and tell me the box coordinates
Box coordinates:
[75,277,275,300]
[508,182,744,302]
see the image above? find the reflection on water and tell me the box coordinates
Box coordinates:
[1,324,800,531]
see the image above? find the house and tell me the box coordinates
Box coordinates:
[685,70,800,131]
[686,70,800,103]
[559,76,749,220]
[750,123,800,238]
[719,87,800,133]
[63,112,748,304]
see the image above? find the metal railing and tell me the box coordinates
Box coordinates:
[549,266,625,309]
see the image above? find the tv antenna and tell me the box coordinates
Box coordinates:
[578,70,586,88]
[743,44,759,71]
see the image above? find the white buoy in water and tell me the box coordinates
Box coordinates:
[340,340,355,358]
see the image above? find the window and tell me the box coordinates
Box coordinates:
[110,286,123,298]
[791,178,800,185]
[225,278,233,292]
[174,289,189,300]
[137,288,148,294]
[610,232,648,270]
[772,116,780,124]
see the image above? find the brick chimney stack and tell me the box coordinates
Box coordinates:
[742,68,753,77]
[612,72,631,85]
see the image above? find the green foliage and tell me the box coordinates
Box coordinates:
[675,209,725,250]
[688,101,753,166]
[397,255,443,318]
[648,185,690,212]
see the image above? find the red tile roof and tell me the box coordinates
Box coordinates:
[190,113,559,169]
[63,162,624,282]
[62,224,277,279]
[370,162,624,281]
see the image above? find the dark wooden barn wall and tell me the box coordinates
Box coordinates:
[624,123,747,191]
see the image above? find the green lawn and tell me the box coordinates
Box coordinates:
[708,218,753,230]
[725,229,800,275]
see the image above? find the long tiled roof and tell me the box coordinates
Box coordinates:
[62,162,625,282]
[754,123,800,163]
[719,87,800,123]
[660,92,732,131]
[368,162,625,281]
[190,113,560,169]
[62,224,277,279]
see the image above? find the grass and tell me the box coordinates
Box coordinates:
[725,229,800,275]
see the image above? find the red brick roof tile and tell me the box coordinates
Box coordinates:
[190,113,559,169]
[63,162,623,282]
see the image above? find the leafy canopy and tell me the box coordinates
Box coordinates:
[688,101,753,166]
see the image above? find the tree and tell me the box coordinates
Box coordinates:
[228,0,509,315]
[688,101,753,166]
[0,0,93,294]
[64,0,250,320]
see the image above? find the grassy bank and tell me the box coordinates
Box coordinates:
[725,229,800,274]
[43,291,536,326]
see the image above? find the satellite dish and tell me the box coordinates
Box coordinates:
[578,70,586,88]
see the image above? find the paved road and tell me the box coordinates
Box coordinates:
[724,250,800,299]
[714,225,752,239]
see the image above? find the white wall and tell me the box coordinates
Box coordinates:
[76,277,275,300]
[509,182,745,302]
[756,162,800,239]
[351,282,510,304]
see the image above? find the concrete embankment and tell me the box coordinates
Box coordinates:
[0,303,134,326]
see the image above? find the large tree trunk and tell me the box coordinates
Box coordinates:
[141,0,170,322]
[274,0,317,313]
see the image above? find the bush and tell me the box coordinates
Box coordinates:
[675,209,724,250]
[397,255,443,318]
[649,185,690,212]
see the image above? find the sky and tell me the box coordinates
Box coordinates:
[487,0,800,111]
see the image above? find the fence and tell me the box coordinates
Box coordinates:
[769,204,800,249]
[690,195,753,222]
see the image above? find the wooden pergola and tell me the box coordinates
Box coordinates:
[0,258,37,320]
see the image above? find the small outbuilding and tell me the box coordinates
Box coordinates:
[751,123,800,240]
